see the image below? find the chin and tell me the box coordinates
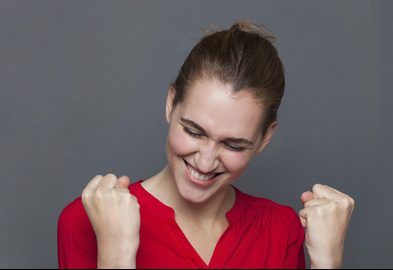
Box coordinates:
[173,159,230,204]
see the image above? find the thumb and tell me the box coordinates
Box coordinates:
[116,175,131,189]
[300,191,314,205]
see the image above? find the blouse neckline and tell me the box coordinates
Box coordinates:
[131,180,246,223]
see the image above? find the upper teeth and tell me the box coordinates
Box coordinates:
[187,164,215,181]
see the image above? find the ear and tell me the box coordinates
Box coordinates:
[165,86,176,124]
[255,121,278,155]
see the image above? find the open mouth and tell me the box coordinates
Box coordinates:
[183,159,223,181]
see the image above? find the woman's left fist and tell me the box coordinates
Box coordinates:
[299,184,355,268]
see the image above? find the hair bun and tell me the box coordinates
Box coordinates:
[202,20,276,43]
[232,20,276,43]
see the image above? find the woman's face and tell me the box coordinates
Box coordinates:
[165,78,276,203]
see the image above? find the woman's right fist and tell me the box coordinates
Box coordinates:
[81,174,140,253]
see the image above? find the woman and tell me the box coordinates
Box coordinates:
[58,21,355,269]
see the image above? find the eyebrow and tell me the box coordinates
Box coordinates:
[180,117,255,146]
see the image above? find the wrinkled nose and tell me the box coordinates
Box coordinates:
[194,141,219,174]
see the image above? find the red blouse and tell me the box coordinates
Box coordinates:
[58,180,305,269]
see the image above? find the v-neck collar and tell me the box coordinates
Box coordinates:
[131,180,246,223]
[130,180,247,268]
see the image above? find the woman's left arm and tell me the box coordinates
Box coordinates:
[299,184,355,269]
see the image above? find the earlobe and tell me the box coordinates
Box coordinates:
[255,122,277,155]
[166,87,175,123]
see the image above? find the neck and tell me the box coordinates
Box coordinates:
[143,165,235,223]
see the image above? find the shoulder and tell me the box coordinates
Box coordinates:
[234,188,304,245]
[59,197,85,222]
[57,197,97,268]
[236,188,299,225]
[58,197,94,234]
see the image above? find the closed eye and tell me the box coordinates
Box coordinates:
[184,127,246,152]
[224,144,246,152]
[183,126,203,138]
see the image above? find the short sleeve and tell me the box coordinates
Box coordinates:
[57,197,98,269]
[283,209,306,269]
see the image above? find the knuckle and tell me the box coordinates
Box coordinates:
[346,194,355,205]
[81,188,90,200]
[350,197,355,209]
[96,185,104,192]
[104,173,117,180]
[111,189,120,200]
[312,183,323,193]
[81,195,88,206]
[93,174,103,181]
[95,187,105,198]
[340,196,352,209]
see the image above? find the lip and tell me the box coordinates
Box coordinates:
[183,159,218,188]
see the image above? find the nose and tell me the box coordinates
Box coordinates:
[194,140,220,174]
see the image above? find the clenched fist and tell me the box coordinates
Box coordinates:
[82,174,140,269]
[299,184,355,269]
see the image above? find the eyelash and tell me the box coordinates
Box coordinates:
[183,126,202,138]
[182,127,246,152]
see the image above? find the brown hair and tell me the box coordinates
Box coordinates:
[171,20,285,136]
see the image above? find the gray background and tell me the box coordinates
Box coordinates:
[0,0,392,268]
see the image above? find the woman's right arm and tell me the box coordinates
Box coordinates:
[81,174,140,269]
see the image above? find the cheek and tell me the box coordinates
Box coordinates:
[220,152,251,175]
[167,125,198,156]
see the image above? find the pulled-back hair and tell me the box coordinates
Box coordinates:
[171,20,285,136]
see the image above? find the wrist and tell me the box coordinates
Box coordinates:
[310,257,342,269]
[97,238,139,269]
[308,243,344,269]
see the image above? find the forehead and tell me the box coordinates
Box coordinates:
[176,78,264,137]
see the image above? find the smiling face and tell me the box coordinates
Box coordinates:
[165,78,277,204]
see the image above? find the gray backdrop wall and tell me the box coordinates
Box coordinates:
[0,0,392,268]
